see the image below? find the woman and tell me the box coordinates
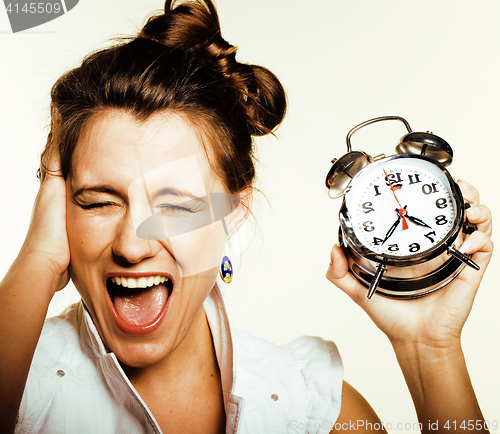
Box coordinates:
[0,0,493,432]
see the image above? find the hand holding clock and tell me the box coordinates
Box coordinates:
[327,180,492,345]
[327,180,493,431]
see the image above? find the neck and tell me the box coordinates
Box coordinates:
[122,307,220,390]
[120,306,226,433]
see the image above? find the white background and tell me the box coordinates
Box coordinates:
[1,0,499,430]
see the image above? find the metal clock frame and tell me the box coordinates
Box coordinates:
[325,116,479,299]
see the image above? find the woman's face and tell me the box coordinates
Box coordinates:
[66,109,241,368]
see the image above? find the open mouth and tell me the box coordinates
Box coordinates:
[106,275,174,335]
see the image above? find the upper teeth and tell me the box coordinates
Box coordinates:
[110,275,168,289]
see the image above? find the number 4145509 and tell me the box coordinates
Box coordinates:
[5,3,62,14]
[443,420,497,430]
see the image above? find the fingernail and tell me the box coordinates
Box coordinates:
[458,179,471,189]
[459,238,473,253]
[466,206,478,218]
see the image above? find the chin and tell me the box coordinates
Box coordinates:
[114,340,172,369]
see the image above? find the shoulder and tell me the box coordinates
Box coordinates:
[232,330,344,431]
[30,302,86,366]
[330,381,386,433]
[32,302,88,368]
[234,330,343,388]
[17,303,92,428]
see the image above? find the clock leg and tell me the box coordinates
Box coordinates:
[447,245,480,271]
[367,263,387,299]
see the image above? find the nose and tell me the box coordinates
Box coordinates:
[112,212,162,265]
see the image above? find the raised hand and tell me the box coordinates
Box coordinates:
[20,150,70,291]
[326,180,493,347]
[327,180,493,431]
[0,148,71,430]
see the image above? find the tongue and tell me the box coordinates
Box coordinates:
[113,284,168,326]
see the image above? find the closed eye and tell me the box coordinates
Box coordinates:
[155,198,206,214]
[78,202,117,210]
[156,204,193,213]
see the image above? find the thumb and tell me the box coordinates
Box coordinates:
[326,244,349,280]
[326,245,369,307]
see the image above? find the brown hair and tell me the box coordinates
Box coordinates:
[41,0,287,194]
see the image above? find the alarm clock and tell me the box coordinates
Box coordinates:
[325,116,478,299]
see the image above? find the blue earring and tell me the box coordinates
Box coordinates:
[219,255,233,284]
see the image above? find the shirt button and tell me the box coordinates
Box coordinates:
[271,394,278,401]
[57,370,65,377]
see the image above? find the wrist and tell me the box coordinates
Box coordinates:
[9,249,67,295]
[392,337,463,361]
[392,339,466,387]
[392,339,485,431]
[392,338,466,397]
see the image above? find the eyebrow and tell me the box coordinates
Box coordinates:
[72,185,123,199]
[151,187,204,202]
[72,184,205,205]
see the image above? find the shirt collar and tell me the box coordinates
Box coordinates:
[204,281,244,431]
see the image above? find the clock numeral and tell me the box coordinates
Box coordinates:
[362,202,375,213]
[388,244,399,252]
[435,215,448,225]
[435,198,448,209]
[373,185,382,196]
[425,231,437,243]
[363,221,375,232]
[385,172,403,188]
[409,243,420,253]
[372,237,384,245]
[408,174,422,184]
[422,183,439,195]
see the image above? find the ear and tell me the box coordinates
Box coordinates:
[227,187,253,239]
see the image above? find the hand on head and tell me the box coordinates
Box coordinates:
[24,148,70,292]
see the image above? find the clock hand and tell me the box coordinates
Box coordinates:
[397,207,409,230]
[405,213,432,229]
[382,215,401,244]
[383,169,409,230]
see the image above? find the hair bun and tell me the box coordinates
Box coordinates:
[234,63,287,136]
[138,0,222,52]
[138,0,286,136]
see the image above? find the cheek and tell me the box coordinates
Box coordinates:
[167,220,227,278]
[66,206,118,264]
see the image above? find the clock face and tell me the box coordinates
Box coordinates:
[344,156,459,259]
